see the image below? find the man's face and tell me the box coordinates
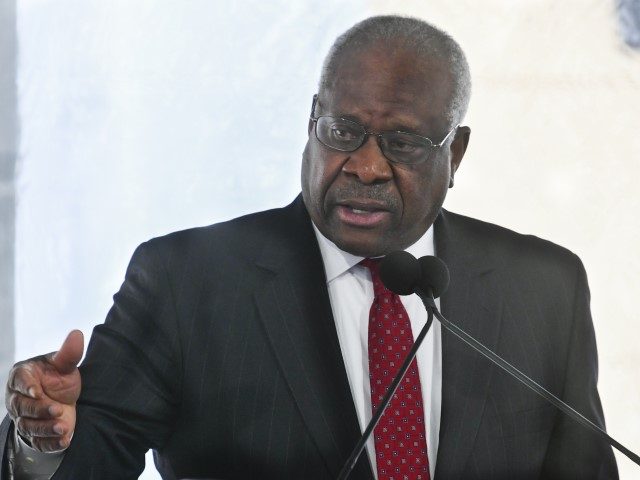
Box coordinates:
[301,45,470,257]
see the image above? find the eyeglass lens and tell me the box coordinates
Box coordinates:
[314,116,432,164]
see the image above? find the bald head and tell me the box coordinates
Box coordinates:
[319,15,471,127]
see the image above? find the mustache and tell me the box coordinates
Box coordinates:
[330,183,400,210]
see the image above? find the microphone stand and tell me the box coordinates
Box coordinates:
[414,289,640,468]
[336,305,435,480]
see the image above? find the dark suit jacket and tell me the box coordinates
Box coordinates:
[1,196,618,479]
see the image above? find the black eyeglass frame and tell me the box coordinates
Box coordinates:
[309,94,459,165]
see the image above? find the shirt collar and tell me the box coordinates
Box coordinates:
[312,222,435,284]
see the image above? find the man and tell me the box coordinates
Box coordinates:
[2,15,617,479]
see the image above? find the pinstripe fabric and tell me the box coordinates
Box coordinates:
[38,196,372,480]
[434,211,617,480]
[1,196,617,479]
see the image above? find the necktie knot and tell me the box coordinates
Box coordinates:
[360,258,388,297]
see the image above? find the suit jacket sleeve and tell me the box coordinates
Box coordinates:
[1,416,11,479]
[541,256,618,479]
[48,239,182,479]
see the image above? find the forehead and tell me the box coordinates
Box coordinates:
[322,45,453,131]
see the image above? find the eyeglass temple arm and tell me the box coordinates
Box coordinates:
[434,124,460,148]
[310,94,319,118]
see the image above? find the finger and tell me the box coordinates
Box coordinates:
[15,416,67,438]
[7,391,63,420]
[49,330,84,374]
[7,392,63,419]
[8,365,42,399]
[30,435,71,453]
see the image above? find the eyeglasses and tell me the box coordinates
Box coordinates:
[309,94,458,165]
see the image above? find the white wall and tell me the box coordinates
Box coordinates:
[13,1,640,478]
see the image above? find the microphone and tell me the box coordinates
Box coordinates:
[417,255,449,300]
[378,250,421,295]
[378,252,449,299]
[337,252,441,480]
[388,254,640,470]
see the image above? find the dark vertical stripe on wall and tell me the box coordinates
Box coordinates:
[0,0,16,414]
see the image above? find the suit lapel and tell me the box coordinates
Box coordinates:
[434,210,504,479]
[253,197,373,480]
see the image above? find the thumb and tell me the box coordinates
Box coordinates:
[50,330,85,374]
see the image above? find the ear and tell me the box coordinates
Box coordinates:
[449,125,471,176]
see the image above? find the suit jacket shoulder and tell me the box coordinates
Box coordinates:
[437,209,588,301]
[440,209,582,266]
[140,196,317,276]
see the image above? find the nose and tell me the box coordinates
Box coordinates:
[341,135,393,184]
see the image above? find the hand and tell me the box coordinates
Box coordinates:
[5,330,84,452]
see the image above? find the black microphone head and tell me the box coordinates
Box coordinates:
[379,251,420,295]
[417,256,450,299]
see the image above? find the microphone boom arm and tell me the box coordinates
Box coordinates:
[415,288,640,467]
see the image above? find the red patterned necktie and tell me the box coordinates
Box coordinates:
[361,258,431,480]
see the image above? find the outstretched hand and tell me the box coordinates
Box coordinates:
[5,330,84,452]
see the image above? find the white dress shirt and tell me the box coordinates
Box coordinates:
[313,224,442,480]
[8,427,64,479]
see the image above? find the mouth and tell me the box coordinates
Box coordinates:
[334,200,392,228]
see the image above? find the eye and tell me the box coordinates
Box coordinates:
[329,122,360,141]
[386,137,422,153]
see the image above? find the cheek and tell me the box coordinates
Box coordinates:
[302,143,344,208]
[307,151,343,196]
[393,161,450,216]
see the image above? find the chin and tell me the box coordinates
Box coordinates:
[332,234,389,258]
[319,218,405,257]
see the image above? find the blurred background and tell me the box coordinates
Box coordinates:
[0,0,638,478]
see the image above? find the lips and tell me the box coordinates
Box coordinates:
[334,200,392,228]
